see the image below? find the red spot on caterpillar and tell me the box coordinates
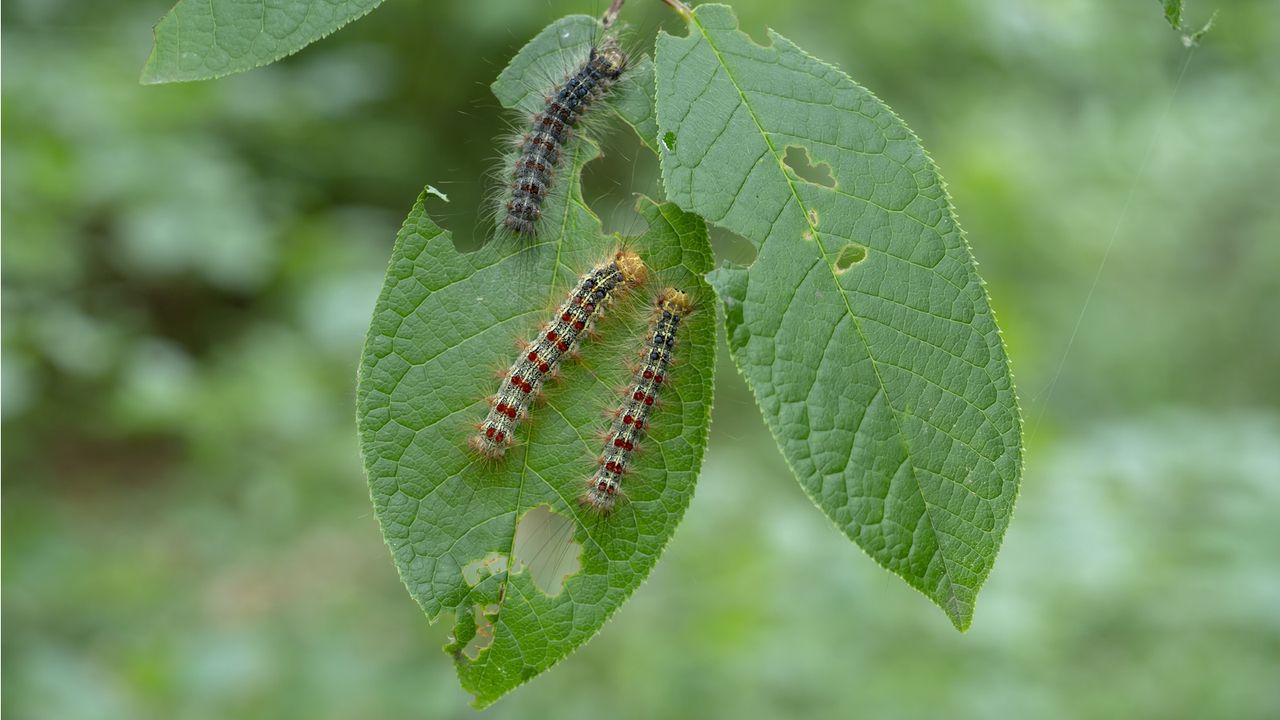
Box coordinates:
[580,287,693,513]
[472,252,648,461]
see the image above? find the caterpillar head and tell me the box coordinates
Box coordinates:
[657,288,694,316]
[594,38,627,80]
[615,250,648,287]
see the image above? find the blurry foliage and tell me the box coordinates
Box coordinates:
[3,0,1279,717]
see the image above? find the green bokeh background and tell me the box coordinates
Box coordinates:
[4,1,1278,717]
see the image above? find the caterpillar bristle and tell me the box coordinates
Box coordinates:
[470,250,647,460]
[500,34,629,241]
[580,286,692,515]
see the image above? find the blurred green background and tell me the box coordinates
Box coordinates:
[4,0,1279,717]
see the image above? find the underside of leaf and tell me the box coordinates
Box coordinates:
[142,0,387,84]
[655,4,1022,630]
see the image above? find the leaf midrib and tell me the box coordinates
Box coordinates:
[688,11,966,618]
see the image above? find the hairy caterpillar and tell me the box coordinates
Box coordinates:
[503,34,628,238]
[470,250,648,459]
[580,288,694,515]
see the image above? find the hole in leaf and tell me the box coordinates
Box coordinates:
[511,505,581,596]
[582,126,662,238]
[783,145,835,188]
[834,243,868,272]
[661,131,677,152]
[710,225,757,267]
[593,194,652,241]
[461,603,499,659]
[462,552,508,586]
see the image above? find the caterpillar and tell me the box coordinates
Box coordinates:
[503,34,628,238]
[580,288,694,515]
[470,250,648,459]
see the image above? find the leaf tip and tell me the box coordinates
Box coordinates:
[947,606,974,633]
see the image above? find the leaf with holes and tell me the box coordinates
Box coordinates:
[357,18,715,707]
[141,0,386,83]
[491,15,660,153]
[655,4,1021,630]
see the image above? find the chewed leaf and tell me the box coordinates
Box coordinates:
[141,0,386,84]
[359,194,715,707]
[655,4,1021,630]
[492,14,659,153]
[357,17,714,707]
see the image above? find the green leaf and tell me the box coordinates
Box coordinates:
[491,15,660,153]
[141,0,386,84]
[655,4,1021,631]
[1158,0,1216,46]
[357,18,715,707]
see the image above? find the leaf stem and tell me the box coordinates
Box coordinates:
[658,0,693,22]
[602,0,626,27]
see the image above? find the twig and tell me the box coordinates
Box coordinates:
[659,0,693,22]
[601,0,626,27]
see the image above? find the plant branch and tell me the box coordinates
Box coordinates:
[659,0,693,22]
[602,0,625,27]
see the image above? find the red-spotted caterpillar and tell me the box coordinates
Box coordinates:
[503,34,628,237]
[470,250,648,459]
[580,288,694,515]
